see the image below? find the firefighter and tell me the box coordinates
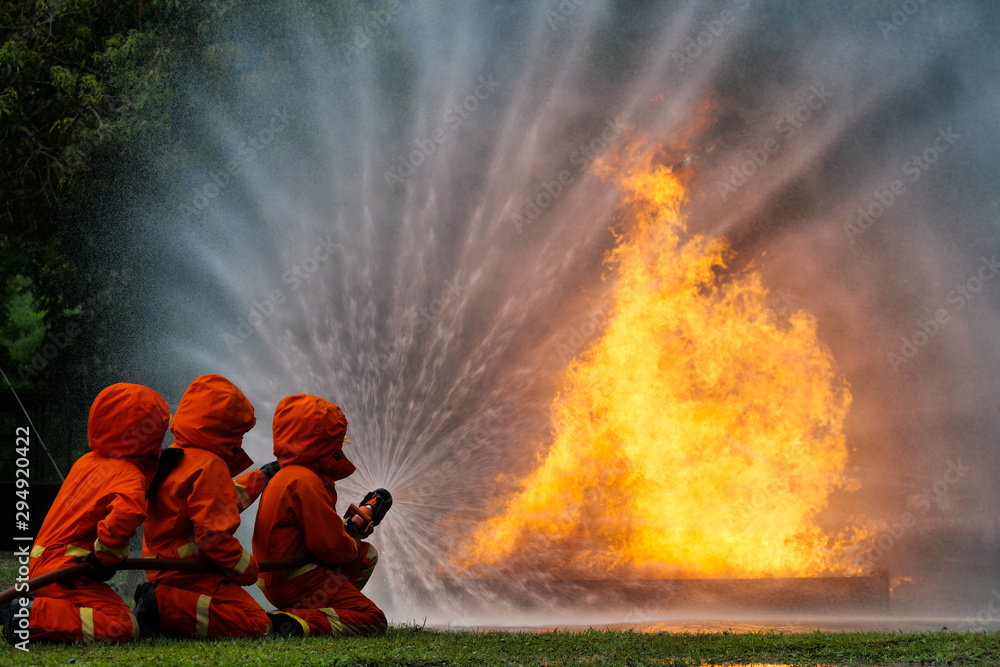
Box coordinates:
[1,383,170,644]
[253,394,388,637]
[136,374,272,638]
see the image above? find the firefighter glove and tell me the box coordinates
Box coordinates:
[86,552,118,583]
[259,461,281,481]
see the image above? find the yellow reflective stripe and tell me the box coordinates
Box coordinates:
[195,595,212,637]
[94,538,129,559]
[130,612,140,640]
[226,548,252,576]
[65,545,91,559]
[283,562,317,581]
[30,545,45,558]
[80,607,95,643]
[177,542,200,558]
[321,607,344,635]
[234,481,251,509]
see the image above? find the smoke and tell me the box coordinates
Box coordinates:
[114,0,1000,624]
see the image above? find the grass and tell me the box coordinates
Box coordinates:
[2,625,1000,666]
[0,553,22,583]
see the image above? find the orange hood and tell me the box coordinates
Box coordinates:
[272,394,353,482]
[88,383,170,471]
[170,374,257,476]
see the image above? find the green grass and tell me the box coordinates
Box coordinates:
[0,553,22,583]
[1,626,1000,666]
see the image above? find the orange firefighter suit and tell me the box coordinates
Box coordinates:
[27,383,170,642]
[142,374,270,637]
[253,394,387,636]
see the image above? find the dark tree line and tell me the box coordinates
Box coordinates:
[0,0,392,481]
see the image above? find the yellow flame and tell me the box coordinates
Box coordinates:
[454,145,868,578]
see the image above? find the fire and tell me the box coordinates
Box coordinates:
[454,144,869,579]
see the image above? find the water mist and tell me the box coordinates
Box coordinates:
[112,1,1000,628]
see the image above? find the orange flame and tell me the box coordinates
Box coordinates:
[453,144,870,579]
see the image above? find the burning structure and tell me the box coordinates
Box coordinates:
[447,145,881,612]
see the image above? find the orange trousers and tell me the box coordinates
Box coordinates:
[30,580,138,643]
[266,543,386,636]
[150,572,270,637]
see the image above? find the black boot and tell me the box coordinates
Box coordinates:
[132,583,162,638]
[267,611,305,638]
[1,595,32,646]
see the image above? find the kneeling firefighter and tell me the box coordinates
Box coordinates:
[3,383,170,644]
[253,394,391,637]
[138,374,273,638]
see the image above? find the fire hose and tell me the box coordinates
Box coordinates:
[0,553,312,607]
[0,487,392,607]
